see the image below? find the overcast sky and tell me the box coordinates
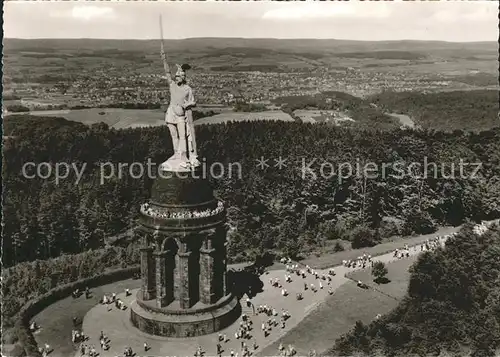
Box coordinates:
[4,0,498,42]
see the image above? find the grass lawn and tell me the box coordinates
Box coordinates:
[9,108,296,129]
[32,279,141,357]
[300,225,459,269]
[28,227,456,357]
[347,255,419,300]
[9,108,166,129]
[258,256,418,357]
[29,261,275,357]
[194,110,294,125]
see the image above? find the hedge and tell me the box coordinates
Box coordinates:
[15,265,140,357]
[3,246,141,327]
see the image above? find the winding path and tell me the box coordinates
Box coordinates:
[31,224,482,357]
[75,233,450,357]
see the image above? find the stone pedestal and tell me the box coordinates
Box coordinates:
[155,252,167,307]
[140,247,155,300]
[176,251,191,309]
[131,167,239,337]
[199,246,216,305]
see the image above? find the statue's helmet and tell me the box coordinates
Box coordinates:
[175,64,191,80]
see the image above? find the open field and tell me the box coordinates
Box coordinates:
[293,109,355,124]
[386,112,415,128]
[258,256,418,356]
[347,255,419,300]
[6,108,166,129]
[6,109,296,129]
[29,227,458,356]
[194,110,295,125]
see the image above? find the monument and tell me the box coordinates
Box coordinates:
[129,18,240,337]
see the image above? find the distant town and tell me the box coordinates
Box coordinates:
[3,64,485,112]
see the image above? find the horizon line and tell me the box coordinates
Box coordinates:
[4,37,497,44]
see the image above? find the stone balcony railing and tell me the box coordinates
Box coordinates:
[139,207,226,231]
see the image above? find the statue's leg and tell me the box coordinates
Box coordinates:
[167,123,179,159]
[186,110,198,162]
[186,130,200,167]
[177,120,188,161]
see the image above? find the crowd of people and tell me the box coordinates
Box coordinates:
[70,286,139,357]
[340,233,456,273]
[342,253,373,269]
[72,286,92,299]
[99,291,128,310]
[208,302,295,357]
[35,222,498,357]
[38,343,52,357]
[140,201,224,220]
[72,329,87,344]
[473,220,497,236]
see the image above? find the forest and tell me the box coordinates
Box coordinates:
[369,90,499,132]
[329,224,500,357]
[2,109,500,340]
[274,90,500,133]
[3,114,500,268]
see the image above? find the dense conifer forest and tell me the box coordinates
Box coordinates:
[2,91,500,353]
[369,90,499,132]
[3,114,500,268]
[328,224,500,357]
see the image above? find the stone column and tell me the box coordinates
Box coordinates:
[199,238,216,304]
[222,241,228,296]
[175,242,191,309]
[154,251,167,307]
[165,250,175,306]
[140,246,155,300]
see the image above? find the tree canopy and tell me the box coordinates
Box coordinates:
[3,114,500,268]
[330,224,500,357]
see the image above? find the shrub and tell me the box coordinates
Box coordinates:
[379,217,403,238]
[333,241,345,252]
[372,261,390,284]
[402,210,437,236]
[6,104,30,112]
[350,226,381,249]
[333,219,357,240]
[2,246,140,329]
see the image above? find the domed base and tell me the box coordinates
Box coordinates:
[159,156,200,173]
[130,293,241,337]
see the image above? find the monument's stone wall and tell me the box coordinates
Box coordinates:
[150,169,214,207]
[130,294,240,337]
[132,168,239,337]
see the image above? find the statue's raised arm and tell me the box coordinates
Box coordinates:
[159,16,172,84]
[160,52,172,84]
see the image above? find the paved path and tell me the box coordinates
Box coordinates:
[77,238,443,357]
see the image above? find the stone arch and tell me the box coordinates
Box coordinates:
[162,237,179,254]
[185,235,203,307]
[158,237,178,306]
